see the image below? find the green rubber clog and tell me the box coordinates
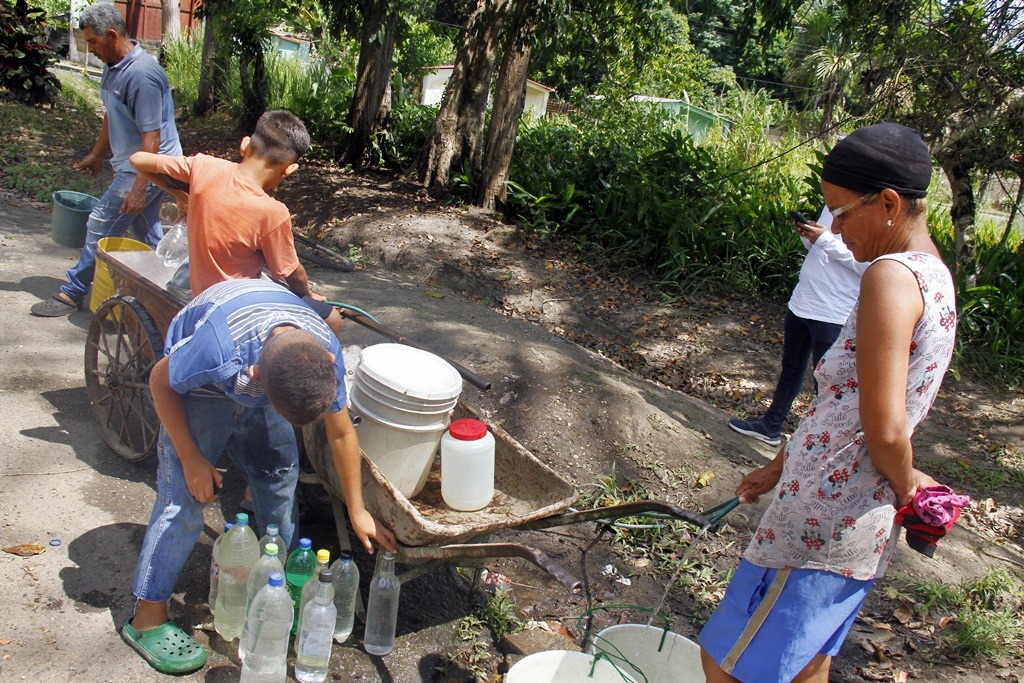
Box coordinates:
[120,620,208,675]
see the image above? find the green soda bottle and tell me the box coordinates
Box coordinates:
[285,537,316,634]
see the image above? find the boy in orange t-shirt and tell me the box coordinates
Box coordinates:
[130,110,342,334]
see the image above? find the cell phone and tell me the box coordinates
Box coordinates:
[789,210,811,226]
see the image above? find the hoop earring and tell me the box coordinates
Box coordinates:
[886,219,894,227]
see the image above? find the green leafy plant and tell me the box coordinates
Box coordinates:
[0,0,62,105]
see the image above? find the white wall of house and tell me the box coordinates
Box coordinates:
[420,66,553,117]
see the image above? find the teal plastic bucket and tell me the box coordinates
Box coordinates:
[51,191,99,248]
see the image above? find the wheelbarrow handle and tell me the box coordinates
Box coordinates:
[699,497,740,527]
[339,309,492,391]
[515,500,713,532]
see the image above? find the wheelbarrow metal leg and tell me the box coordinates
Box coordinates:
[396,543,581,593]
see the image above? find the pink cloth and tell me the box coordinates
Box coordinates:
[912,485,971,526]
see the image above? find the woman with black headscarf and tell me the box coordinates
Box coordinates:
[698,123,958,683]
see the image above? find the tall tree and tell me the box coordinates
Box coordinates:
[477,0,534,208]
[413,0,512,189]
[162,0,180,39]
[215,0,284,131]
[343,0,400,166]
[194,13,229,116]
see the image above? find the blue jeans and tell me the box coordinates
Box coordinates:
[131,394,300,603]
[61,171,165,303]
[761,310,844,433]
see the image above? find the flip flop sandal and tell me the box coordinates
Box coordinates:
[120,620,208,675]
[30,295,81,317]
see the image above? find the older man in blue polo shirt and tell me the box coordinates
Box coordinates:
[31,2,181,317]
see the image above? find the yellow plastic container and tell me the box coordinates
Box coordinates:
[90,236,152,313]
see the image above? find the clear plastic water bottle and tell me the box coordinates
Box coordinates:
[247,542,285,616]
[215,512,261,641]
[259,523,288,568]
[298,550,331,632]
[209,521,233,616]
[285,538,316,635]
[364,551,400,656]
[156,218,188,267]
[239,572,293,683]
[329,550,359,643]
[295,569,336,683]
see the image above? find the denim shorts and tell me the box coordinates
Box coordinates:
[699,559,873,682]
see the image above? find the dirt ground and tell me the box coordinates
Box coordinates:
[1,104,1023,682]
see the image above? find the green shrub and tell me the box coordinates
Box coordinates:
[0,0,62,105]
[390,101,436,166]
[160,28,203,114]
[508,94,810,296]
[285,35,356,159]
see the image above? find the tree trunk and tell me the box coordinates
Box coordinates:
[238,47,268,134]
[478,4,534,209]
[343,0,399,167]
[162,0,180,39]
[936,150,978,288]
[194,16,228,116]
[413,0,512,189]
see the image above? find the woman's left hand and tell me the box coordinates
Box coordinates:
[893,468,939,508]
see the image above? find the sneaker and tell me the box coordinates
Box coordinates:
[728,418,781,446]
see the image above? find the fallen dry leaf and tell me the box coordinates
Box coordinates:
[894,605,913,624]
[2,544,45,557]
[423,289,446,299]
[695,470,715,488]
[0,639,10,645]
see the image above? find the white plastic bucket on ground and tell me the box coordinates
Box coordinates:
[506,650,636,683]
[349,344,463,498]
[591,624,705,683]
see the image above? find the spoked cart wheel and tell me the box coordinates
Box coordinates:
[85,295,164,462]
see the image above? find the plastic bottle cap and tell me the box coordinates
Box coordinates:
[235,512,250,526]
[223,522,234,532]
[448,418,488,441]
[298,537,312,549]
[319,569,333,582]
[268,572,284,586]
[265,543,278,555]
[340,550,353,562]
[316,549,331,563]
[266,524,279,535]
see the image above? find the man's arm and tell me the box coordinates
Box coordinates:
[74,114,111,177]
[121,130,161,215]
[149,356,223,502]
[323,408,397,553]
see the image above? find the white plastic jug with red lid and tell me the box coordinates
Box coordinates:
[441,418,495,511]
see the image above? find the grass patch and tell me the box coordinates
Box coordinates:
[0,71,107,202]
[440,588,524,679]
[577,466,733,609]
[929,440,1024,495]
[896,567,1024,661]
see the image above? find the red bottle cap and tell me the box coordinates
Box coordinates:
[448,418,488,441]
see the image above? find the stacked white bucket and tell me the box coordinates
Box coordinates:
[349,344,463,498]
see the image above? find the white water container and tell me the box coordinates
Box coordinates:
[505,651,636,683]
[590,624,705,683]
[441,418,495,511]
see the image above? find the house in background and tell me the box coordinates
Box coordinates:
[269,27,312,60]
[629,95,733,140]
[419,65,555,118]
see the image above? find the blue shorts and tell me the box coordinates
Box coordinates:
[699,560,874,682]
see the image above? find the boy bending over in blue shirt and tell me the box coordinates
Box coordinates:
[121,279,395,674]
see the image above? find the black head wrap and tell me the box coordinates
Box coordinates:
[822,123,933,199]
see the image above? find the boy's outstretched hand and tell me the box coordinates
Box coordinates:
[350,507,397,554]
